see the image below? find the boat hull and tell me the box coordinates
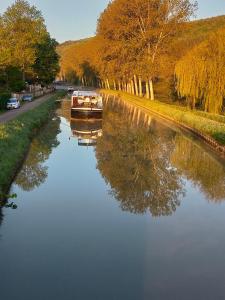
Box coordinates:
[71,107,103,118]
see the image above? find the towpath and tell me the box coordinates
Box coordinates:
[0,93,56,124]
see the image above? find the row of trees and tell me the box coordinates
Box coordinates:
[0,0,59,93]
[59,0,197,99]
[59,0,225,114]
[175,27,225,113]
[96,0,197,100]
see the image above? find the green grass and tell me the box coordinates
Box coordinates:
[0,91,65,196]
[101,89,225,146]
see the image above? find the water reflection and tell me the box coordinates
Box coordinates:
[15,116,61,192]
[96,98,184,216]
[171,135,225,202]
[70,117,102,147]
[0,208,3,227]
[96,96,225,216]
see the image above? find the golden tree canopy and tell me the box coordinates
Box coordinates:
[175,27,225,113]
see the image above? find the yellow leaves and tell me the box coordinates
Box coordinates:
[175,27,225,113]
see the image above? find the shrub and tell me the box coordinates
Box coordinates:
[0,93,11,110]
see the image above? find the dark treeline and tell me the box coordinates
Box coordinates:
[58,1,225,114]
[0,0,59,101]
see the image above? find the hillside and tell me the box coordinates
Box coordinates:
[58,15,225,55]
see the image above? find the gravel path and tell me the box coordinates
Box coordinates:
[0,93,56,124]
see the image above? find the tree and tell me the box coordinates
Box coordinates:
[175,27,225,113]
[33,34,60,84]
[58,37,101,86]
[0,0,47,80]
[97,0,197,99]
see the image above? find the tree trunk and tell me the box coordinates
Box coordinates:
[134,75,139,96]
[131,80,135,94]
[139,77,143,97]
[145,81,150,99]
[130,80,135,95]
[149,79,154,100]
[113,80,116,90]
[127,83,130,93]
[106,78,110,89]
[118,81,121,91]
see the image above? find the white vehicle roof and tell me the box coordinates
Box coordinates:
[72,91,99,97]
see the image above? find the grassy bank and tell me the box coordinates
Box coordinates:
[0,91,65,196]
[101,89,225,148]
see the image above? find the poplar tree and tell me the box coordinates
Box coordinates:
[97,0,197,99]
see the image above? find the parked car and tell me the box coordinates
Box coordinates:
[22,94,33,102]
[6,98,20,109]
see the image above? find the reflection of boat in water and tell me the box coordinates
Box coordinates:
[71,91,103,117]
[70,117,103,147]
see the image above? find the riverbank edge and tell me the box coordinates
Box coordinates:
[100,89,225,155]
[0,91,66,199]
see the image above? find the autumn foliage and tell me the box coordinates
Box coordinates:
[58,2,225,114]
[175,27,225,113]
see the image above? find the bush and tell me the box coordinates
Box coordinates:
[0,93,11,110]
[10,80,26,92]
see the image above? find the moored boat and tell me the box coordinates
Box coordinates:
[71,90,103,117]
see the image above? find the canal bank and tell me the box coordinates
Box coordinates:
[100,89,225,155]
[0,91,66,198]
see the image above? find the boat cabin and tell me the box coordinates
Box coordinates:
[71,91,103,116]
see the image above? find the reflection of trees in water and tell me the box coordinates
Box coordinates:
[56,99,71,122]
[96,99,184,216]
[15,116,61,191]
[171,136,225,202]
[0,208,3,226]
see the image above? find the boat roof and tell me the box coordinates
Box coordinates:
[72,90,99,97]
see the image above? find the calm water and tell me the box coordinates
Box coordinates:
[1,96,225,300]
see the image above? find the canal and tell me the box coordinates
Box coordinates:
[1,95,225,300]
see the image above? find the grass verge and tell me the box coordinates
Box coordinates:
[101,89,225,148]
[0,91,65,196]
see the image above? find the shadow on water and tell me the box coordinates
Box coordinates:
[95,95,225,216]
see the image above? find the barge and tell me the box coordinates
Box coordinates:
[71,91,103,117]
